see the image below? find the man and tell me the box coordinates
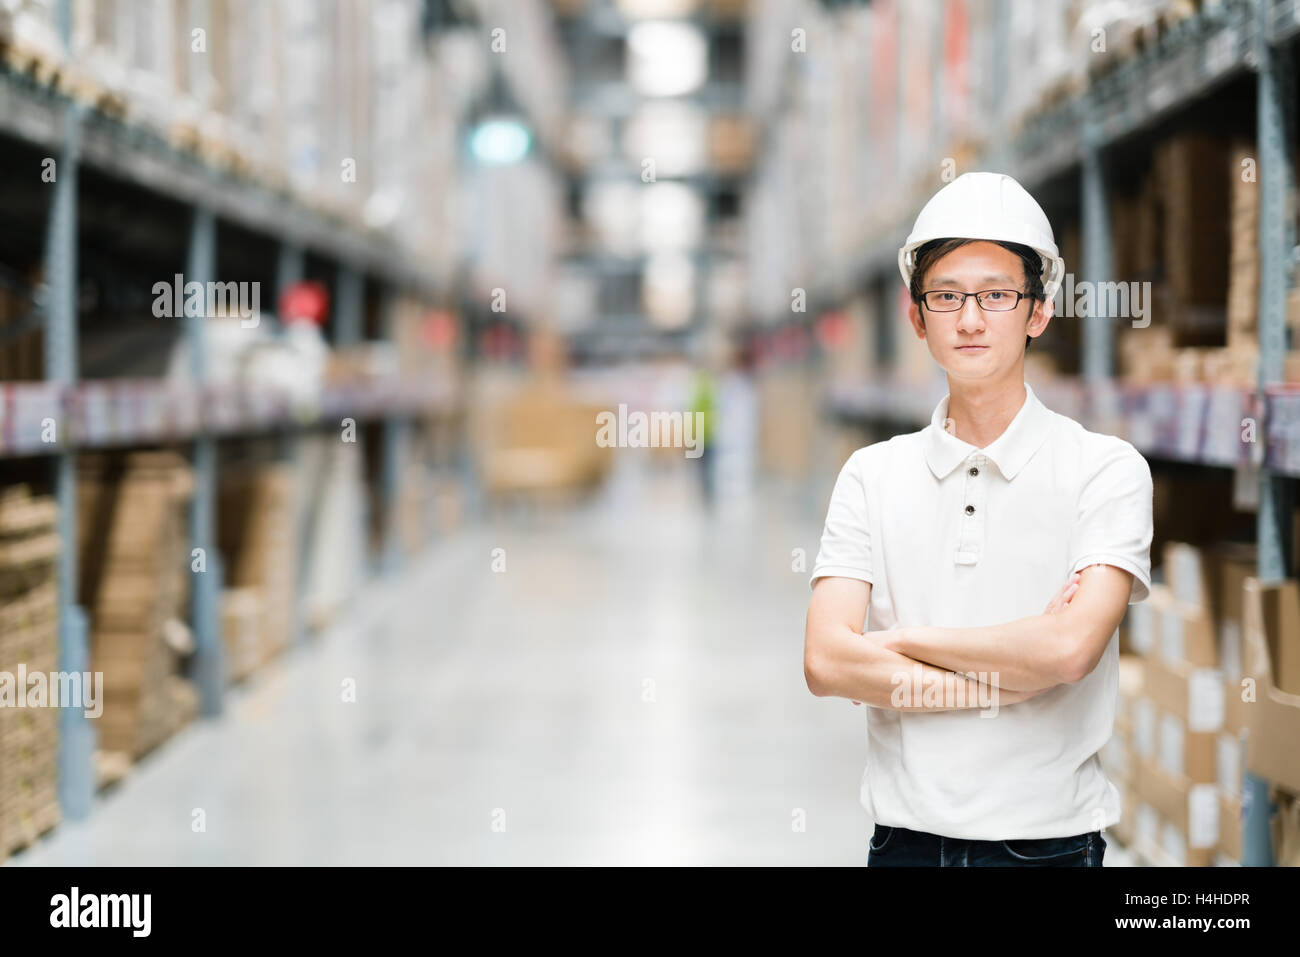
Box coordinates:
[803,172,1153,867]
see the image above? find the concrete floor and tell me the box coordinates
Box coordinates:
[11,457,875,865]
[9,454,1138,866]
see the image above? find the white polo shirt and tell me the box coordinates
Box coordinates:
[809,382,1153,841]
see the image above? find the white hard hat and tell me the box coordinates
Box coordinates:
[898,171,1065,302]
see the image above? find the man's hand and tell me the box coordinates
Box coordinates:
[1044,571,1082,615]
[849,571,1082,707]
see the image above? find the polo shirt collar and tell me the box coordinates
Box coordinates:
[923,383,1051,481]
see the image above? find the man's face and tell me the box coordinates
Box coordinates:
[907,240,1052,383]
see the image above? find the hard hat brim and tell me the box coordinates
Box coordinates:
[899,239,1064,302]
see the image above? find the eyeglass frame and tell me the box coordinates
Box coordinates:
[918,288,1033,313]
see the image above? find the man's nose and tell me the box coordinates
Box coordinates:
[956,296,985,331]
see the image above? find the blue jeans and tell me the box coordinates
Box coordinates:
[867,824,1106,867]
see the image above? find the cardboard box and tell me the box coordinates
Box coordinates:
[1223,673,1248,733]
[1255,580,1300,695]
[1165,542,1218,613]
[1160,601,1218,668]
[1132,802,1216,866]
[1133,697,1156,759]
[1118,654,1145,707]
[221,588,262,684]
[1215,548,1257,681]
[1227,140,1258,349]
[1157,709,1217,783]
[1217,730,1245,797]
[1273,786,1300,866]
[1125,599,1158,658]
[1141,653,1225,733]
[1157,133,1232,347]
[1134,754,1219,850]
[1240,578,1300,793]
[1157,820,1217,867]
[1218,790,1243,861]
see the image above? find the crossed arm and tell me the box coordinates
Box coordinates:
[802,563,1134,710]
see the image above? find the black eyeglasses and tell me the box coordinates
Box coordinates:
[920,289,1029,312]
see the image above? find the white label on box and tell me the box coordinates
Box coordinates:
[1161,608,1185,665]
[1232,461,1260,511]
[1137,802,1159,849]
[1189,784,1219,848]
[1170,546,1204,608]
[1161,820,1187,865]
[1159,712,1185,777]
[1128,602,1155,656]
[1134,698,1156,757]
[1188,669,1225,732]
[1217,731,1243,797]
[1218,619,1242,681]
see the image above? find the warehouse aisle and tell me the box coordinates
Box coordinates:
[10,459,871,866]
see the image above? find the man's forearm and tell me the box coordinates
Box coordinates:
[810,623,1038,711]
[880,613,1074,693]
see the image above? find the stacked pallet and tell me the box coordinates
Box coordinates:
[1157,133,1232,348]
[218,465,297,669]
[1227,140,1259,351]
[1117,132,1300,386]
[477,383,617,504]
[1221,137,1300,376]
[0,485,61,860]
[220,588,263,685]
[78,452,198,762]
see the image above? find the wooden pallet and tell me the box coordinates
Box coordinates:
[0,801,60,862]
[167,120,202,156]
[94,749,133,793]
[0,40,63,89]
[1159,0,1201,32]
[196,133,240,172]
[1035,73,1087,113]
[57,67,129,120]
[0,499,56,536]
[1086,20,1144,79]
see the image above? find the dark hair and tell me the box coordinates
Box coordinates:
[908,238,1045,349]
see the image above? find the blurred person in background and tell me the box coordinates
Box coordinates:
[688,364,717,508]
[713,341,758,514]
[802,172,1153,867]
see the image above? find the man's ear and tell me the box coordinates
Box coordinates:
[1028,295,1053,339]
[907,300,926,339]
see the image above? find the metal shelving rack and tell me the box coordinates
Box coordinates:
[553,0,750,361]
[809,0,1298,866]
[0,14,459,825]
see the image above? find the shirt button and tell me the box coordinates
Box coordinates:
[968,466,979,477]
[965,504,975,515]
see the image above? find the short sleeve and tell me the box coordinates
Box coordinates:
[1068,439,1153,604]
[809,449,875,590]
